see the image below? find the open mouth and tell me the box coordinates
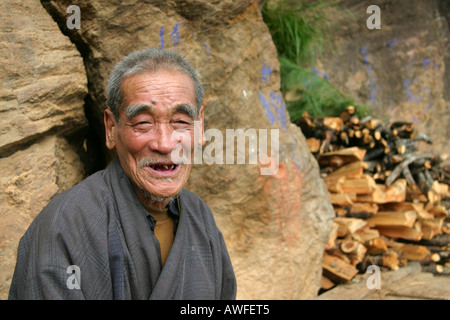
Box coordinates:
[148,164,178,171]
[139,158,182,176]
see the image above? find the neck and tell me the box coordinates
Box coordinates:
[141,197,171,212]
[147,205,169,222]
[133,185,176,212]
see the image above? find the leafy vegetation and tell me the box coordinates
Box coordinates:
[262,0,370,122]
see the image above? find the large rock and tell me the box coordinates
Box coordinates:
[0,0,87,298]
[0,135,86,299]
[0,0,87,155]
[41,0,334,299]
[313,0,449,154]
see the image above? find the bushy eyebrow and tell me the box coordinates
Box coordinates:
[124,103,197,119]
[124,104,153,118]
[175,103,197,119]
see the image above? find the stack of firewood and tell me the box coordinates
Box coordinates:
[296,107,450,292]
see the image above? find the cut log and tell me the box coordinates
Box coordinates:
[376,225,423,241]
[420,217,444,240]
[427,190,441,206]
[333,206,348,217]
[324,161,368,180]
[352,227,380,243]
[411,203,435,219]
[319,147,367,166]
[406,184,428,202]
[366,237,388,255]
[349,203,379,216]
[382,251,400,270]
[322,253,359,283]
[325,222,339,251]
[427,204,448,218]
[306,137,321,153]
[328,156,345,167]
[341,241,367,264]
[357,179,407,203]
[340,239,359,253]
[367,210,417,228]
[366,119,382,131]
[323,176,345,193]
[421,263,445,275]
[431,181,449,197]
[396,244,430,261]
[334,217,368,237]
[341,175,378,195]
[322,116,344,131]
[347,105,356,115]
[329,192,356,206]
[350,244,368,265]
[380,201,422,212]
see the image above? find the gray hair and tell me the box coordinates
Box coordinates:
[107,48,204,120]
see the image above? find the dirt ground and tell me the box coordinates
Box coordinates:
[317,261,450,300]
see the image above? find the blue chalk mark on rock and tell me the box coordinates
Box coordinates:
[160,27,164,48]
[258,91,287,130]
[262,63,273,83]
[170,22,184,46]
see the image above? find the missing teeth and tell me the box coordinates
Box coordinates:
[150,164,177,170]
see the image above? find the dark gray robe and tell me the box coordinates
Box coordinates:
[8,158,236,300]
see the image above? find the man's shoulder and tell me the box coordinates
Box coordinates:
[179,189,220,232]
[34,169,111,228]
[54,169,108,205]
[179,189,210,212]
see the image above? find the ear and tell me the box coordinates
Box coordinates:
[197,105,205,146]
[104,108,117,150]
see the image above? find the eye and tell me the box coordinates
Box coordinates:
[135,121,150,126]
[133,121,152,131]
[172,116,193,128]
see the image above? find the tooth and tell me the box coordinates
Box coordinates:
[163,165,168,170]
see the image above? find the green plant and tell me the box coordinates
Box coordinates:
[262,0,330,64]
[262,0,370,123]
[281,56,371,121]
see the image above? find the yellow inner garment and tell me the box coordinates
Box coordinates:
[149,208,174,267]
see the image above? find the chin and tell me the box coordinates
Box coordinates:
[142,179,184,198]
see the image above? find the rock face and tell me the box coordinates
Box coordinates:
[40,0,335,299]
[314,0,449,154]
[0,0,88,299]
[0,1,87,155]
[1,0,334,299]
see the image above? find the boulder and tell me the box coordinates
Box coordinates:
[0,0,87,298]
[0,0,87,155]
[41,0,334,299]
[0,135,86,299]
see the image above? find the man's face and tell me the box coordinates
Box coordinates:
[104,69,203,205]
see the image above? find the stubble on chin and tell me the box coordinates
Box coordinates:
[137,186,176,203]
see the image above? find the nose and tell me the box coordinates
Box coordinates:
[147,124,178,155]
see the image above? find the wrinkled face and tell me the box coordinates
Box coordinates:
[104,69,204,206]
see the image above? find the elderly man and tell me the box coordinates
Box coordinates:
[9,48,237,300]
